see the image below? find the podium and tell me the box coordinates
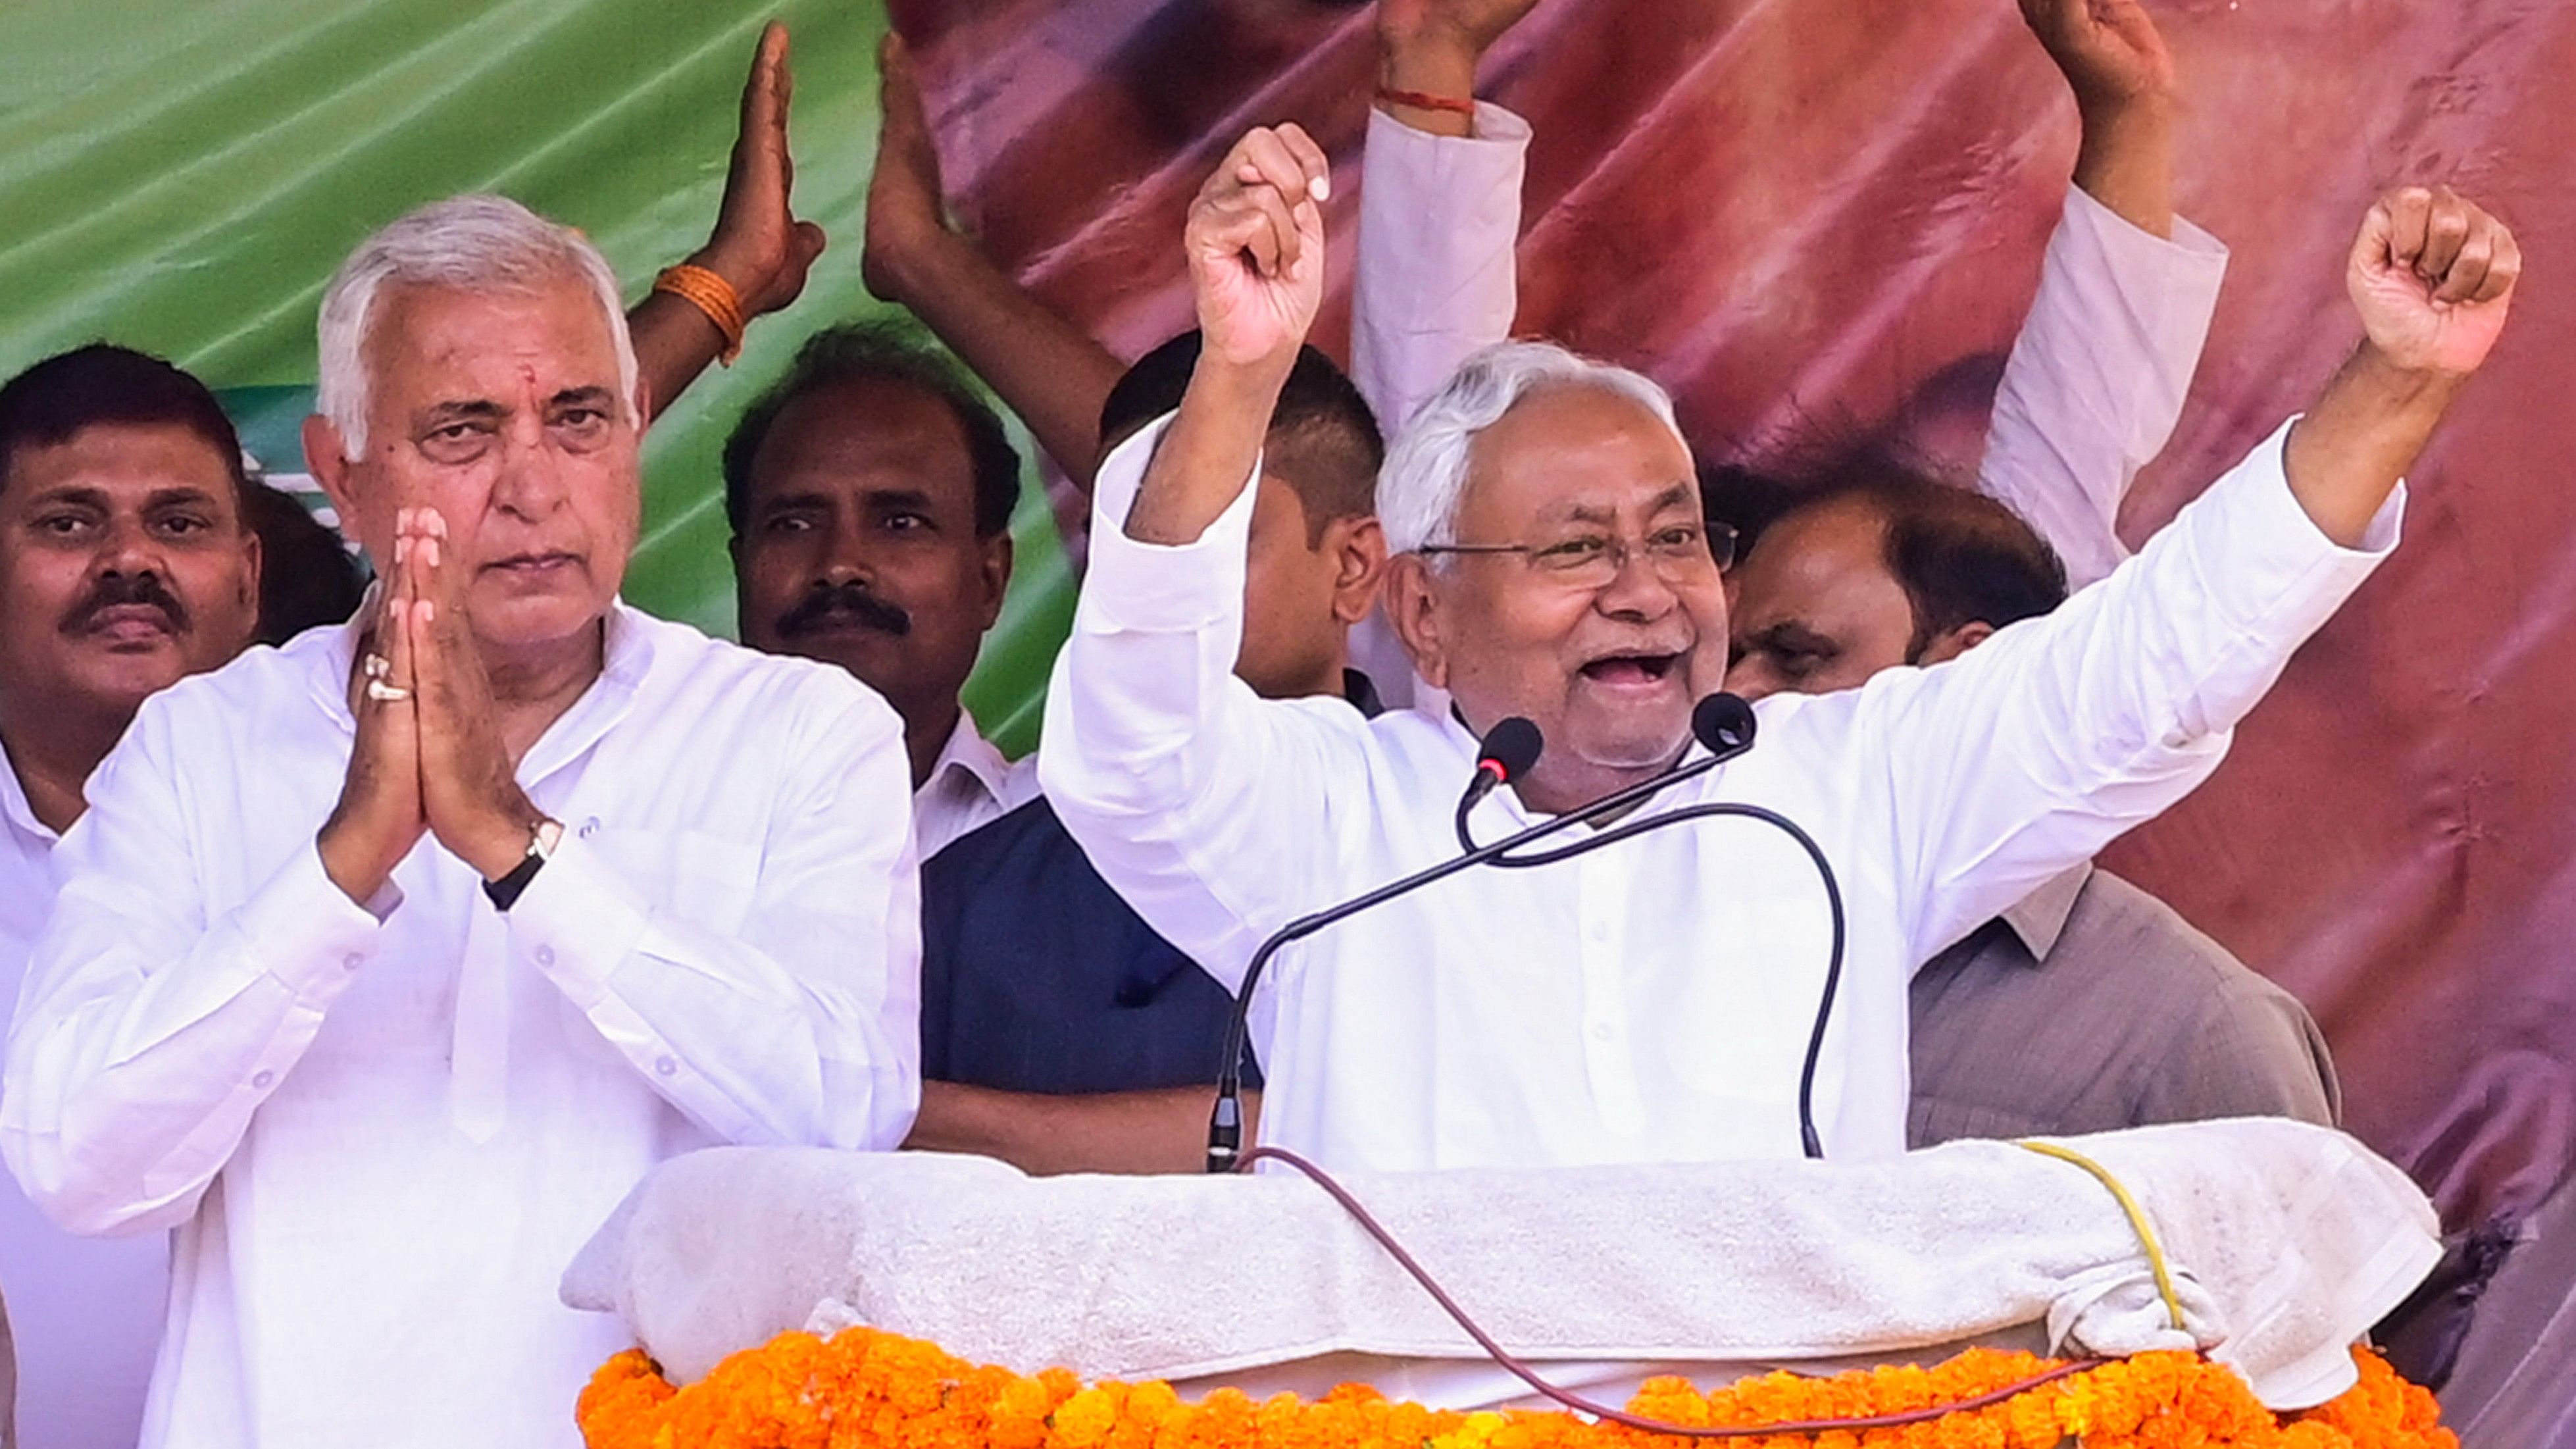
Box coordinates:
[563,1119,2455,1447]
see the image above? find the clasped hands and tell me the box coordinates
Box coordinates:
[318,507,545,905]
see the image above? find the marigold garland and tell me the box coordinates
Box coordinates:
[576,1329,2454,1449]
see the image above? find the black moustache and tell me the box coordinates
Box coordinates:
[61,572,189,637]
[776,584,911,640]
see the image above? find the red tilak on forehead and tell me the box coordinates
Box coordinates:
[518,364,538,390]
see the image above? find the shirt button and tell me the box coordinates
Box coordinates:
[341,953,363,971]
[579,818,601,838]
[654,1055,678,1078]
[1592,1023,1615,1042]
[534,946,556,967]
[252,1070,275,1089]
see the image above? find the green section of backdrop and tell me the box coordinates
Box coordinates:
[0,0,1070,755]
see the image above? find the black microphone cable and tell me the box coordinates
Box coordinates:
[1452,696,1845,1159]
[1205,712,1721,1173]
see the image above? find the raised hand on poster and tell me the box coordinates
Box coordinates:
[861,30,948,307]
[1186,125,1330,372]
[2350,186,2521,377]
[2017,0,2175,107]
[701,21,829,321]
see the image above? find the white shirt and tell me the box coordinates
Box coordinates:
[1042,419,2397,1174]
[913,711,1038,862]
[3,605,921,1449]
[1,755,166,1449]
[1346,104,2231,700]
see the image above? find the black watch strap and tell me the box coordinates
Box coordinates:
[484,852,546,912]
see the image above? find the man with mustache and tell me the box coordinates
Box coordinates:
[1717,466,2338,1144]
[1043,123,2516,1175]
[4,195,920,1449]
[724,321,1034,861]
[0,342,262,1449]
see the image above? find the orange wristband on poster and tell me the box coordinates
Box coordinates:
[653,264,748,365]
[1376,87,1477,118]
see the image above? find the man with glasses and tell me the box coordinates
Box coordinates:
[1040,123,2517,1173]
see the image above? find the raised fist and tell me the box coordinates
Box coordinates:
[2017,0,2175,108]
[1186,125,1331,371]
[2349,186,2521,378]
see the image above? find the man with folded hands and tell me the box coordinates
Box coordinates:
[2,194,920,1449]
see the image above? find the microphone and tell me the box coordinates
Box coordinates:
[1207,696,1756,1174]
[1459,717,1544,814]
[1692,692,1755,755]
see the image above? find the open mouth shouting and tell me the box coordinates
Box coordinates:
[1576,650,1686,693]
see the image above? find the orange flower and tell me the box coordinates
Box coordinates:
[576,1331,2446,1449]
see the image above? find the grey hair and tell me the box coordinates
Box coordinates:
[315,193,638,458]
[1376,340,1684,557]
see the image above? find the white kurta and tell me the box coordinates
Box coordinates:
[1042,419,2397,1175]
[913,711,1038,862]
[1,756,166,1449]
[2,605,922,1449]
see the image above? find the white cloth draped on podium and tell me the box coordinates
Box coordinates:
[561,1118,2438,1413]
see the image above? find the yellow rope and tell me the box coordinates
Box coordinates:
[2015,1139,2188,1334]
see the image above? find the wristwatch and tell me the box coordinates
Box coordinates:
[483,817,565,912]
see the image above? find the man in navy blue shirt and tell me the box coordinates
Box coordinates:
[905,332,1386,1173]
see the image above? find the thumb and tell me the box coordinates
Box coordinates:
[2348,198,2398,282]
[792,220,828,267]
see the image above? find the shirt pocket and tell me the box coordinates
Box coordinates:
[584,826,763,939]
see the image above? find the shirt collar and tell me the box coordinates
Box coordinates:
[919,709,1014,807]
[1998,861,2094,960]
[1342,668,1385,719]
[0,738,56,846]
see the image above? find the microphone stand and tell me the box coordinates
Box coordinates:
[1205,731,1755,1174]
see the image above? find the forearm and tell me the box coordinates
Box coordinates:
[626,290,731,426]
[2070,93,2175,241]
[878,235,1127,486]
[1125,355,1290,546]
[904,1080,1257,1175]
[624,249,778,424]
[1376,28,1479,138]
[1979,189,2227,588]
[2285,345,2462,547]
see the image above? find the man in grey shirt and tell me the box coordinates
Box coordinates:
[1722,465,2338,1145]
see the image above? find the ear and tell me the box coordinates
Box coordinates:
[240,526,265,611]
[1915,620,1994,666]
[632,376,655,434]
[1382,553,1451,690]
[976,532,1015,630]
[302,416,368,557]
[1325,515,1386,626]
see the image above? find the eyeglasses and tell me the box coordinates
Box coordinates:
[1417,521,1737,587]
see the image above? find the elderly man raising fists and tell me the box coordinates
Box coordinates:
[1041,122,2517,1177]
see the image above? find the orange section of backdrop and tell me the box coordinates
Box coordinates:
[896,0,2576,1240]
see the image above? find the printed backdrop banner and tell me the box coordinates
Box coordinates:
[5,0,2573,1254]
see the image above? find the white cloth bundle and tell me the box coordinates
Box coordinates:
[562,1119,2438,1411]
